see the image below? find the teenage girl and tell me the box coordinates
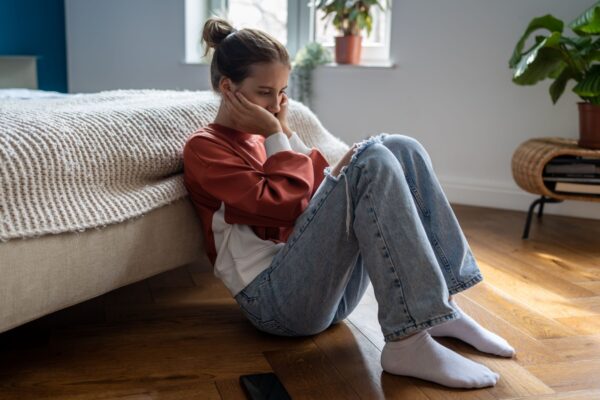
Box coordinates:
[183,17,515,389]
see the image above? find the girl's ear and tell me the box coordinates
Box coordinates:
[219,77,233,94]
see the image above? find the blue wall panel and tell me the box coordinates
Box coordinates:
[0,0,67,92]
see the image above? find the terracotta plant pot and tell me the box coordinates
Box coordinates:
[334,35,362,64]
[578,102,600,150]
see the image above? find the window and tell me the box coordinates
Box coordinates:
[184,0,392,65]
[314,1,391,64]
[228,0,288,46]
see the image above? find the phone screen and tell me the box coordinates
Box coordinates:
[239,372,292,400]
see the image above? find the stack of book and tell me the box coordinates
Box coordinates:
[543,155,600,195]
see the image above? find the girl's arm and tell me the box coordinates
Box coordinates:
[184,135,326,227]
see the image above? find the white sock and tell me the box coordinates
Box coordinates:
[428,299,515,357]
[381,330,500,388]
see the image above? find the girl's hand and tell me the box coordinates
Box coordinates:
[331,143,360,177]
[276,92,292,137]
[222,90,282,137]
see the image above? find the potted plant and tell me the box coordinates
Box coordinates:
[290,42,333,107]
[314,0,390,65]
[509,1,600,149]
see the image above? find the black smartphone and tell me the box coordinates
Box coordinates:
[239,372,292,400]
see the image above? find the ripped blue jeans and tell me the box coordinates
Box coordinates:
[233,133,484,342]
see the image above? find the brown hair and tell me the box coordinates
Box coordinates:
[201,17,291,92]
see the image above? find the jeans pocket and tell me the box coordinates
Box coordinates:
[235,295,298,336]
[234,271,275,321]
[235,294,260,325]
[235,281,298,337]
[258,319,298,336]
[235,288,261,320]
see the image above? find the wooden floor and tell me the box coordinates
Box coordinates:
[1,204,599,399]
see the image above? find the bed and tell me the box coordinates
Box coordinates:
[0,89,350,334]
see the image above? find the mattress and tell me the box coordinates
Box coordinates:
[0,196,205,334]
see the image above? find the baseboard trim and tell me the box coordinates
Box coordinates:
[439,175,600,221]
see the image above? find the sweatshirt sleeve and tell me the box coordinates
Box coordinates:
[264,132,293,156]
[264,131,312,156]
[184,135,326,227]
[288,131,313,155]
[263,132,330,200]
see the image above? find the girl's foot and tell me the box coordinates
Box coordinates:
[428,299,516,357]
[381,330,500,388]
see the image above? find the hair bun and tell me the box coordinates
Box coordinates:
[201,17,237,56]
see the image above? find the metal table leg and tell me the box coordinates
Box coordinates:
[522,195,564,239]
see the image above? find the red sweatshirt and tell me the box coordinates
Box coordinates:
[183,122,330,296]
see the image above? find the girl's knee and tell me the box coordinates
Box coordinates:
[383,134,424,152]
[359,142,398,169]
[383,134,432,164]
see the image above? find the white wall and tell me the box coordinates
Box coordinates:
[66,0,600,220]
[65,0,209,90]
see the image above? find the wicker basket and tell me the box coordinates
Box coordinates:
[511,137,600,202]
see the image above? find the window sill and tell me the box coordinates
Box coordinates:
[319,60,396,69]
[181,59,210,66]
[180,59,396,69]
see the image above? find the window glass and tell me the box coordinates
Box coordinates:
[228,0,288,46]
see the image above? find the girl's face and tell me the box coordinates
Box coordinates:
[223,61,290,116]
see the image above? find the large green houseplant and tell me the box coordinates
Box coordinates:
[314,0,390,64]
[509,1,600,149]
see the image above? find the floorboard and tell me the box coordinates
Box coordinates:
[0,204,598,399]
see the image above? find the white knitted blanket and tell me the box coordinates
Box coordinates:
[0,89,349,242]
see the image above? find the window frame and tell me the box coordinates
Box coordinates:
[311,1,393,64]
[184,0,392,64]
